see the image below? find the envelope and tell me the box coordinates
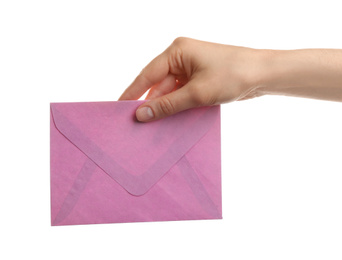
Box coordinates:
[50,101,222,225]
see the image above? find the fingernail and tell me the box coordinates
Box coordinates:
[136,106,154,121]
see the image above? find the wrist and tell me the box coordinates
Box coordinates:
[254,49,286,97]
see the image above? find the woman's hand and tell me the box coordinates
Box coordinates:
[119,37,269,121]
[119,37,342,122]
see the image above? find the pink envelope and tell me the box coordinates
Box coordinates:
[50,101,222,225]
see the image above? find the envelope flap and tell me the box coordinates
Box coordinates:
[51,101,219,196]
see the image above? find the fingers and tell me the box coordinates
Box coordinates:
[146,74,177,100]
[136,80,202,122]
[119,52,169,100]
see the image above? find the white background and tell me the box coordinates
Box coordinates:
[1,1,341,259]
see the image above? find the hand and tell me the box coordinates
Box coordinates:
[119,37,268,122]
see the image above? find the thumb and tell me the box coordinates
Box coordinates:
[136,86,196,122]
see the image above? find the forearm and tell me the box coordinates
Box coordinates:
[258,49,342,102]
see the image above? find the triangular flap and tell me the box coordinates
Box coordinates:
[51,101,219,195]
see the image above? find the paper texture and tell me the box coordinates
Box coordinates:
[50,101,222,225]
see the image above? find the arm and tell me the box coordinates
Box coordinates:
[258,49,342,102]
[119,37,342,122]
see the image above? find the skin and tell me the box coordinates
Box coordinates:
[119,37,342,122]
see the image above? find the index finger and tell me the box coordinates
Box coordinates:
[119,52,170,100]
